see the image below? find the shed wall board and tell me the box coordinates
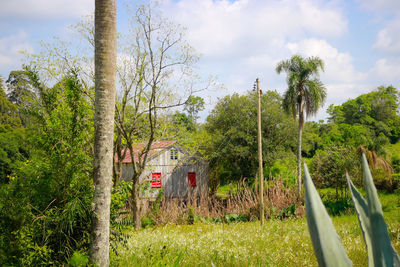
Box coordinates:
[120,146,208,199]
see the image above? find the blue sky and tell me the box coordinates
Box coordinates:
[1,0,400,121]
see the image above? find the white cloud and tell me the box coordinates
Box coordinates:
[160,0,347,57]
[357,0,400,54]
[0,0,93,20]
[0,31,33,75]
[285,38,366,84]
[370,58,400,83]
[374,18,400,54]
[282,38,371,118]
[157,0,349,116]
[155,1,400,122]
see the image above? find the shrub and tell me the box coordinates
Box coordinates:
[69,251,89,267]
[141,217,155,228]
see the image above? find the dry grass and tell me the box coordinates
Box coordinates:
[143,177,303,225]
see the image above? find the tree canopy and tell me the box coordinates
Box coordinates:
[205,91,296,184]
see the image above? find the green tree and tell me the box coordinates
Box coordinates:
[172,111,195,132]
[0,76,21,128]
[310,146,361,198]
[184,95,205,125]
[205,91,296,185]
[0,72,93,265]
[5,70,38,126]
[276,55,327,195]
[327,85,400,146]
[0,76,27,185]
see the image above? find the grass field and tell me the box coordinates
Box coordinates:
[111,192,400,266]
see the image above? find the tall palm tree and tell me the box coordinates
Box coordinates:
[91,0,116,266]
[276,55,327,196]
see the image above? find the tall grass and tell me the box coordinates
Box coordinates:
[140,176,303,226]
[111,212,399,266]
[111,184,400,266]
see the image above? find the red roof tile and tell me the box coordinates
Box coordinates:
[115,140,176,163]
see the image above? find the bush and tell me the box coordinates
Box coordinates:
[141,217,155,228]
[69,251,89,267]
[0,74,93,265]
[310,146,361,197]
[224,213,248,223]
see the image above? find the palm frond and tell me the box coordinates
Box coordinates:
[304,79,327,117]
[282,85,297,118]
[276,55,326,120]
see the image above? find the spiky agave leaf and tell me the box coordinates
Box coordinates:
[304,163,352,267]
[346,172,374,266]
[361,153,400,267]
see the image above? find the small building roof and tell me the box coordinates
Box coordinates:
[115,140,177,163]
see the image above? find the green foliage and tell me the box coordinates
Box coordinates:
[0,77,21,127]
[109,180,134,255]
[172,111,195,132]
[186,206,194,225]
[300,86,400,193]
[322,198,353,217]
[184,95,205,123]
[264,153,297,185]
[0,71,93,265]
[0,127,27,183]
[391,154,400,173]
[328,86,400,148]
[223,213,248,223]
[111,181,132,223]
[69,251,89,267]
[270,204,297,219]
[310,146,361,192]
[276,55,327,121]
[205,91,296,184]
[141,217,155,228]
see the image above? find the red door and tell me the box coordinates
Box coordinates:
[188,172,196,187]
[151,173,162,188]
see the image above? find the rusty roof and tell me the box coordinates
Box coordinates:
[115,140,176,163]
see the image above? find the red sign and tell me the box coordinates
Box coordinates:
[188,172,196,187]
[151,173,162,188]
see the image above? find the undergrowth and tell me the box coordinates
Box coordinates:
[111,190,399,266]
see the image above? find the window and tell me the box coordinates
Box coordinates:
[188,172,196,187]
[170,149,178,160]
[151,173,162,188]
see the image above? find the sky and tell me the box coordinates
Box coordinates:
[1,0,400,122]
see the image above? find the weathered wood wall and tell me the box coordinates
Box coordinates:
[121,145,208,199]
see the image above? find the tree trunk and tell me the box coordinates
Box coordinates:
[113,133,123,186]
[297,112,303,197]
[131,176,142,230]
[90,0,116,266]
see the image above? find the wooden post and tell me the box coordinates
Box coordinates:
[256,78,264,226]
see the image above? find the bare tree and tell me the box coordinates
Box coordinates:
[114,3,209,229]
[91,0,116,265]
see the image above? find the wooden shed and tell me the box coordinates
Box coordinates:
[117,140,209,200]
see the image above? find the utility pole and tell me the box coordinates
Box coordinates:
[255,78,264,226]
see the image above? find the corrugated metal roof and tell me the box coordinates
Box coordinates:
[115,140,176,163]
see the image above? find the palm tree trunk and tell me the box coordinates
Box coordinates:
[297,112,304,196]
[91,0,116,265]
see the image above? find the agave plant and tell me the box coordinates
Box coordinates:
[304,153,400,267]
